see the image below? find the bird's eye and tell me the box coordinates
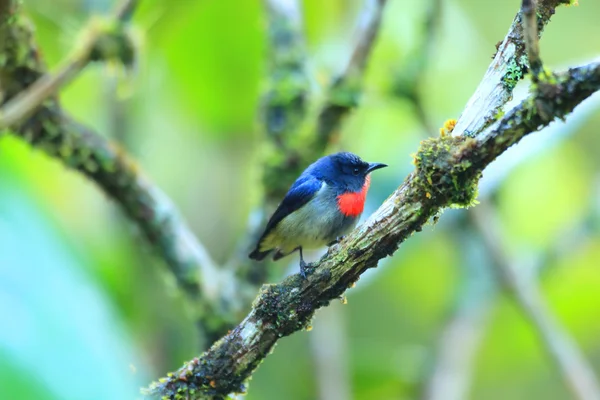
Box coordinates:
[353,168,360,176]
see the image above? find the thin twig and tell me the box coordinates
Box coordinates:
[260,0,309,202]
[114,0,139,21]
[471,202,600,400]
[0,0,138,129]
[314,0,387,148]
[0,0,238,343]
[146,62,600,399]
[521,0,543,80]
[310,305,352,400]
[225,0,309,291]
[451,0,567,137]
[421,279,494,400]
[392,0,442,136]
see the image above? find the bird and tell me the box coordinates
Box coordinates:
[249,152,387,278]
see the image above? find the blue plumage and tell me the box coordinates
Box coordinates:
[261,175,322,237]
[249,152,387,277]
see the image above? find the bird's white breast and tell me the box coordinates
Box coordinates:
[261,182,359,254]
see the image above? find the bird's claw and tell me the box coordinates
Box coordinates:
[299,261,315,279]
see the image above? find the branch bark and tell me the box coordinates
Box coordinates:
[314,0,387,150]
[451,0,570,137]
[145,61,600,399]
[0,0,236,342]
[230,0,388,290]
[0,0,137,129]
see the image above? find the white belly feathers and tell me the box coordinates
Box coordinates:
[260,182,359,254]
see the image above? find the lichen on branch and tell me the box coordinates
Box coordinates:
[452,0,572,137]
[0,0,236,343]
[146,60,600,399]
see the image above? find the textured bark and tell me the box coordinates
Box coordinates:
[0,0,235,343]
[451,0,571,137]
[145,63,600,399]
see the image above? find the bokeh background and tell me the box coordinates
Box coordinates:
[1,0,600,399]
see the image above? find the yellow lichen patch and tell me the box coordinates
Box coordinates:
[444,119,457,133]
[440,119,458,136]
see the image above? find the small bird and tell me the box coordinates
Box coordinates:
[249,152,387,277]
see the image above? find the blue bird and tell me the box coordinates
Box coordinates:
[249,152,387,277]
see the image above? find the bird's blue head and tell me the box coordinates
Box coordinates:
[306,152,387,193]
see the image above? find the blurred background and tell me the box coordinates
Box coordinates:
[1,0,600,399]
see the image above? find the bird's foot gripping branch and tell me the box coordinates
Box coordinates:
[145,59,600,399]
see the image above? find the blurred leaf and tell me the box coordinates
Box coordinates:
[0,176,147,400]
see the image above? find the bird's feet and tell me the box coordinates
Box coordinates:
[327,235,346,247]
[299,260,315,279]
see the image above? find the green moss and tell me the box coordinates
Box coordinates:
[412,136,481,208]
[327,75,361,109]
[501,54,527,91]
[86,18,136,67]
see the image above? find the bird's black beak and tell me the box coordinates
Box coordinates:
[366,162,388,174]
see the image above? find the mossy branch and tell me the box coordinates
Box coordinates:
[521,0,543,79]
[451,0,571,137]
[0,0,237,343]
[230,0,390,299]
[145,61,600,400]
[260,0,310,203]
[0,0,137,129]
[391,0,442,136]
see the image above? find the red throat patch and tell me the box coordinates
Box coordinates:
[337,175,371,217]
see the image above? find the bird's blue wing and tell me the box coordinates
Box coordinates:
[262,175,323,236]
[249,174,322,260]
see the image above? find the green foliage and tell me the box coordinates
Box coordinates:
[2,1,600,400]
[412,135,481,208]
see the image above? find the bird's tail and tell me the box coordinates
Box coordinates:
[249,247,272,261]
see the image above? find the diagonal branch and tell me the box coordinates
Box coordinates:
[451,0,570,137]
[226,0,309,291]
[521,0,543,79]
[420,234,496,400]
[145,61,600,400]
[230,0,389,289]
[471,202,600,400]
[392,0,442,136]
[0,0,137,129]
[260,0,310,204]
[314,0,387,149]
[0,0,235,342]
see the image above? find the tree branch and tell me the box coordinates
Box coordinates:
[230,0,388,288]
[225,0,309,291]
[471,202,600,400]
[0,0,235,342]
[419,211,497,400]
[0,0,137,129]
[259,0,309,203]
[145,61,600,399]
[314,0,387,149]
[451,0,570,137]
[521,0,543,79]
[392,0,442,136]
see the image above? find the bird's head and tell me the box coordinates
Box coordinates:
[310,152,387,192]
